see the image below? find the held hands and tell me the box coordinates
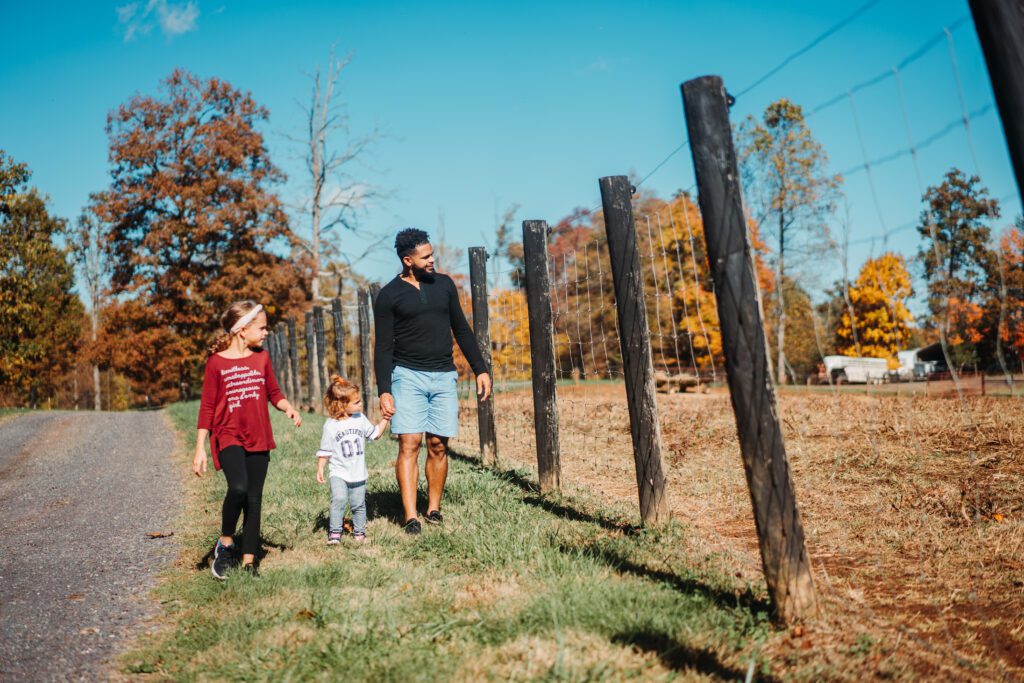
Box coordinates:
[477,372,492,401]
[379,393,396,419]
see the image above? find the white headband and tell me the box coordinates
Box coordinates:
[230,304,264,334]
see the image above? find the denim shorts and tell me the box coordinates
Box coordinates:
[390,366,459,437]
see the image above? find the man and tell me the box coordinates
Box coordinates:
[374,228,491,534]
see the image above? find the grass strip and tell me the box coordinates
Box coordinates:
[122,401,775,681]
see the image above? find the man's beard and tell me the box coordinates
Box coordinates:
[411,264,435,281]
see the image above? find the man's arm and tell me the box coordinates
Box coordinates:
[373,288,398,418]
[447,277,491,400]
[373,288,395,396]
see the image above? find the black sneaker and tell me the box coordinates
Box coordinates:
[402,518,422,535]
[211,540,236,580]
[424,510,443,525]
[242,563,261,579]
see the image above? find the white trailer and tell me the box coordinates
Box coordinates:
[822,355,889,384]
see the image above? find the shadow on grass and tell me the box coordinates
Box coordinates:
[446,447,769,618]
[610,629,763,681]
[565,541,771,616]
[447,448,640,535]
[366,487,406,525]
[193,535,293,570]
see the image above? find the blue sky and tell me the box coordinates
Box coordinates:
[1,0,1018,295]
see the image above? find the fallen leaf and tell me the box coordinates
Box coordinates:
[67,594,84,601]
[295,609,315,621]
[80,627,99,635]
[147,531,174,539]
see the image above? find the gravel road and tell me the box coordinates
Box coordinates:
[0,410,181,681]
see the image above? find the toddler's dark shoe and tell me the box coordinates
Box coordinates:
[242,563,261,579]
[402,518,422,535]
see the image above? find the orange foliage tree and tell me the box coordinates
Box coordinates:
[835,253,914,361]
[992,224,1024,367]
[88,70,309,404]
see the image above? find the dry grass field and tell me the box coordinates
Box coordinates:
[455,382,1024,680]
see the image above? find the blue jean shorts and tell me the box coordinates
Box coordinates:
[390,366,460,437]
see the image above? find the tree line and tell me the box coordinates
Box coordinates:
[2,76,1022,408]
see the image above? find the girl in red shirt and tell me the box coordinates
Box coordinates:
[193,300,302,579]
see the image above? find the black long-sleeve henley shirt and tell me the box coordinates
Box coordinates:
[372,273,487,396]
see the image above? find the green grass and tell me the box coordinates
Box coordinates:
[123,402,775,681]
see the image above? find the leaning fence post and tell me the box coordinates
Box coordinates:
[332,298,346,380]
[682,75,817,623]
[313,305,329,392]
[522,220,561,493]
[600,176,670,525]
[288,317,302,408]
[358,288,373,418]
[305,311,321,411]
[969,0,1024,206]
[469,247,498,466]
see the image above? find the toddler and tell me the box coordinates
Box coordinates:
[316,376,389,543]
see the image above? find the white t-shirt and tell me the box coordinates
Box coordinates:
[316,413,383,482]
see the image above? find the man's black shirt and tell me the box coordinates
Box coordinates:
[372,273,487,395]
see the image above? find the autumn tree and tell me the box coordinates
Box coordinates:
[0,151,83,406]
[738,99,841,384]
[835,253,914,361]
[917,168,998,369]
[89,70,308,403]
[988,220,1024,371]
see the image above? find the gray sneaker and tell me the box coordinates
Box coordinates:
[211,540,236,580]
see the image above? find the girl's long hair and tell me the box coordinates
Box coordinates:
[324,375,360,419]
[207,300,261,357]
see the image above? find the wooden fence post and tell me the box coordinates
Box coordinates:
[469,247,498,466]
[332,298,346,380]
[969,0,1024,206]
[358,288,373,418]
[305,311,321,411]
[313,305,329,391]
[682,75,817,623]
[277,323,292,403]
[288,317,302,408]
[522,220,561,493]
[600,175,670,525]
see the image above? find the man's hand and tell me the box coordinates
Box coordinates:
[379,392,396,419]
[192,449,207,477]
[476,372,492,401]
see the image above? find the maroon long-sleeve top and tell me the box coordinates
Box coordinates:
[197,350,285,470]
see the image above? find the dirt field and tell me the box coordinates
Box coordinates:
[454,382,1024,680]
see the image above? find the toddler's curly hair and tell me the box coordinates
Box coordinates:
[323,375,361,419]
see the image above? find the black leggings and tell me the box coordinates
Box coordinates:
[219,446,270,555]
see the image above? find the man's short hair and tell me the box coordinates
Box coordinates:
[395,228,430,259]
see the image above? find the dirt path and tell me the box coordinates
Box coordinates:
[0,410,181,681]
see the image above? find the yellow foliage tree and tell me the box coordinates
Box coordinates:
[835,253,914,361]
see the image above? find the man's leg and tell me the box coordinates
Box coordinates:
[396,433,423,522]
[425,433,449,514]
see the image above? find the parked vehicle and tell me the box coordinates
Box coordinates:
[821,355,889,384]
